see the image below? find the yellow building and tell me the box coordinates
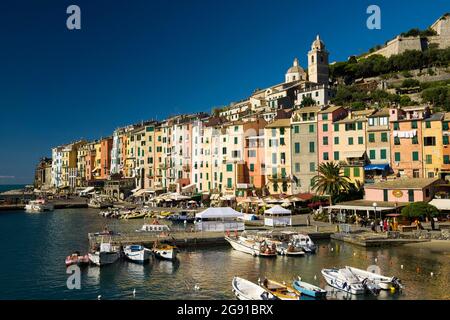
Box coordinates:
[264,119,293,195]
[143,123,157,189]
[423,113,444,178]
[61,140,85,189]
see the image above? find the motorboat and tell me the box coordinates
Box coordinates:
[292,278,327,298]
[276,242,305,256]
[225,235,277,257]
[88,239,120,266]
[166,210,195,223]
[321,268,367,295]
[88,196,113,209]
[25,199,54,212]
[345,266,403,291]
[123,245,152,264]
[152,241,177,260]
[65,251,90,267]
[231,277,278,300]
[290,233,317,253]
[259,278,301,300]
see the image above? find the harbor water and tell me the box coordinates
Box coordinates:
[0,208,448,300]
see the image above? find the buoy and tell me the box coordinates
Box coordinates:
[390,287,396,293]
[97,295,102,300]
[401,264,404,269]
[430,272,434,277]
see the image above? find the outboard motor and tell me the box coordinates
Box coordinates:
[362,278,380,296]
[392,277,403,290]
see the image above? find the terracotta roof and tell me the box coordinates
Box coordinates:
[265,118,291,128]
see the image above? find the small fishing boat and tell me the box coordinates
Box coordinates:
[292,278,327,298]
[126,211,147,219]
[123,245,152,264]
[88,196,112,209]
[321,268,366,295]
[345,266,403,291]
[152,241,177,260]
[291,233,317,253]
[25,199,54,213]
[225,235,277,257]
[65,251,90,267]
[137,220,171,233]
[88,240,120,266]
[231,277,278,300]
[259,278,301,300]
[276,242,305,256]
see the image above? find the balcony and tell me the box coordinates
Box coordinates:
[182,165,191,172]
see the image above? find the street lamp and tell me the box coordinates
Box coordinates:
[372,202,378,220]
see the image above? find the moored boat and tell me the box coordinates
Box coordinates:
[25,199,54,213]
[292,278,327,298]
[123,245,152,264]
[276,242,305,256]
[231,277,278,300]
[259,278,301,300]
[137,219,171,233]
[225,235,277,257]
[88,240,120,266]
[321,268,366,295]
[345,266,403,291]
[65,251,90,267]
[152,241,177,260]
[291,233,317,253]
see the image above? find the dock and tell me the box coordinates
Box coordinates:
[331,232,430,247]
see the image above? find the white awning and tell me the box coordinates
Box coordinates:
[196,207,244,219]
[345,151,365,159]
[265,205,291,215]
[429,199,450,211]
[80,186,95,194]
[182,183,196,192]
[323,205,395,211]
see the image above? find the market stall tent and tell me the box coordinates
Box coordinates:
[195,207,245,232]
[264,205,292,227]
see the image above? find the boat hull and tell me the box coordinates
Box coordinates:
[153,248,176,261]
[292,281,327,298]
[232,277,277,300]
[88,251,120,266]
[124,247,151,264]
[225,236,276,257]
[345,266,397,290]
[321,269,365,295]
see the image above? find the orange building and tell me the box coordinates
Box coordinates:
[99,137,113,179]
[243,118,267,191]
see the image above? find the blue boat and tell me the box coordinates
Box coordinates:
[292,279,327,299]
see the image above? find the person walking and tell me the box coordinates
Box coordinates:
[306,214,311,226]
[383,219,388,232]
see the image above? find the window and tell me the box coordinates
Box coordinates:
[281,168,286,178]
[226,164,233,172]
[381,132,388,142]
[309,142,315,153]
[334,151,340,161]
[272,153,277,164]
[412,151,419,161]
[348,137,354,145]
[423,137,436,146]
[323,124,328,132]
[227,178,232,188]
[368,133,375,143]
[248,150,256,158]
[411,121,418,129]
[358,136,364,145]
[280,127,285,135]
[234,137,238,144]
[294,126,299,134]
[426,121,431,128]
[334,124,339,132]
[295,163,300,172]
[345,123,356,131]
[413,170,420,178]
[322,114,328,121]
[354,167,360,177]
[323,136,328,145]
[309,162,315,172]
[222,147,227,155]
[357,122,363,130]
[249,164,255,172]
[271,129,276,137]
[393,122,399,130]
[323,152,329,160]
[309,124,315,133]
[334,137,339,145]
[380,149,387,159]
[412,136,418,144]
[426,154,432,164]
[444,136,449,145]
[444,155,450,164]
[383,189,388,202]
[394,152,401,162]
[234,126,238,132]
[344,167,350,177]
[444,122,449,130]
[408,190,414,202]
[369,150,376,160]
[280,137,285,145]
[281,153,286,164]
[294,143,300,154]
[273,183,278,192]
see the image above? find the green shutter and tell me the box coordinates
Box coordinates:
[395,152,401,162]
[381,132,388,142]
[334,123,339,131]
[334,151,340,161]
[358,136,364,145]
[368,133,375,143]
[380,149,387,159]
[354,167,360,177]
[369,150,376,159]
[412,152,419,161]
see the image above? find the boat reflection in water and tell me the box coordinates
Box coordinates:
[154,258,180,275]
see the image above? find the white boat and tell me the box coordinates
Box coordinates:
[345,266,403,290]
[123,245,152,264]
[225,235,277,257]
[88,241,120,266]
[88,197,112,209]
[276,242,305,256]
[291,233,316,253]
[321,268,367,295]
[25,199,54,212]
[152,242,177,260]
[232,277,278,300]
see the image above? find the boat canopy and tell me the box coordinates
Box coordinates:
[196,207,244,219]
[364,164,390,171]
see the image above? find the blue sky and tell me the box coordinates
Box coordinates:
[0,0,448,184]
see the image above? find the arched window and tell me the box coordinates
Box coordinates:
[311,56,314,63]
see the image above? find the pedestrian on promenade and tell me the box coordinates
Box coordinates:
[431,216,436,230]
[379,219,383,232]
[383,219,388,232]
[328,213,332,224]
[306,214,311,226]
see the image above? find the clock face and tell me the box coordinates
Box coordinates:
[392,190,403,198]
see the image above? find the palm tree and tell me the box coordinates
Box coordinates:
[311,162,351,205]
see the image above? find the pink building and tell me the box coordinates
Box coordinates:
[364,178,441,203]
[317,105,347,163]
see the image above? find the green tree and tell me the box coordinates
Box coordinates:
[401,202,439,220]
[401,79,420,88]
[300,96,316,107]
[311,162,351,205]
